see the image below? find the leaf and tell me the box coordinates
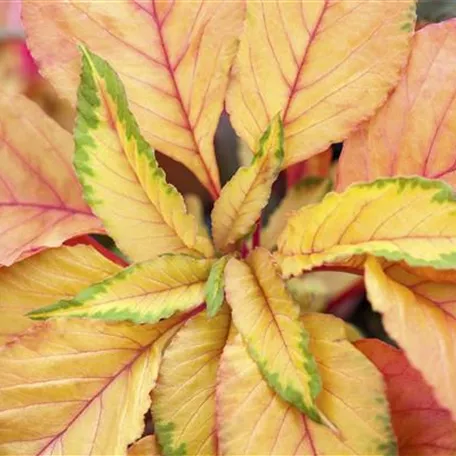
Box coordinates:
[286,148,332,188]
[224,248,321,421]
[364,255,456,421]
[338,21,456,191]
[29,254,212,324]
[184,193,210,239]
[128,436,161,456]
[151,304,230,456]
[262,176,331,250]
[205,256,230,318]
[22,1,244,197]
[216,314,396,455]
[0,92,103,266]
[0,313,191,455]
[277,177,456,278]
[226,0,415,169]
[356,339,456,456]
[75,47,213,263]
[0,244,121,345]
[212,116,284,253]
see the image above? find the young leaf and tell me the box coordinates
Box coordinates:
[277,177,456,277]
[286,148,332,188]
[0,314,189,455]
[205,255,230,317]
[227,0,415,168]
[28,254,212,324]
[338,20,456,191]
[128,436,160,456]
[212,116,284,253]
[151,304,230,456]
[224,248,321,422]
[0,92,103,266]
[75,47,214,263]
[356,339,456,456]
[0,244,121,345]
[216,314,396,455]
[262,176,331,250]
[365,256,456,421]
[22,1,244,197]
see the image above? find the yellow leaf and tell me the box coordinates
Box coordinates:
[0,313,189,455]
[0,244,121,345]
[338,21,456,191]
[277,177,456,278]
[0,92,103,266]
[226,0,415,169]
[29,254,212,324]
[151,304,230,456]
[216,314,395,455]
[23,1,244,197]
[365,255,456,421]
[75,47,214,262]
[184,193,210,239]
[128,436,160,456]
[262,177,331,250]
[224,248,321,421]
[212,116,284,253]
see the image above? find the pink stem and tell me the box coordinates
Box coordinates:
[252,219,261,249]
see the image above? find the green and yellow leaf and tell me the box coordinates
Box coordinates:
[0,92,103,266]
[28,254,212,324]
[212,116,284,253]
[224,248,321,421]
[75,47,213,263]
[277,177,456,277]
[365,255,456,421]
[23,1,244,196]
[205,256,230,318]
[227,0,415,169]
[338,21,456,191]
[128,436,161,456]
[216,314,396,455]
[0,313,189,455]
[262,177,331,250]
[152,304,230,456]
[356,339,456,456]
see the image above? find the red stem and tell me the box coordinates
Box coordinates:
[240,242,249,259]
[325,279,365,317]
[252,218,262,249]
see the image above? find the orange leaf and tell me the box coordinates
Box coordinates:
[338,20,456,190]
[128,436,160,456]
[0,92,103,266]
[356,339,456,456]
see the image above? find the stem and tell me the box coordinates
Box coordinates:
[240,242,249,259]
[252,218,262,249]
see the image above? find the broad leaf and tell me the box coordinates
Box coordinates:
[277,177,456,277]
[0,92,103,266]
[262,177,331,250]
[356,339,456,456]
[365,256,456,421]
[216,314,395,455]
[0,313,190,455]
[0,244,121,345]
[29,254,212,324]
[338,21,456,191]
[224,248,321,421]
[128,436,160,456]
[227,0,415,168]
[205,256,229,317]
[23,1,244,196]
[152,304,230,456]
[212,116,284,253]
[75,47,213,263]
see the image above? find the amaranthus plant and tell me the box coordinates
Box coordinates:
[1,1,456,455]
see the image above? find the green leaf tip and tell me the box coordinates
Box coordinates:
[205,255,229,318]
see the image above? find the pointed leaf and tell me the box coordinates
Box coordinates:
[0,313,191,455]
[262,177,331,250]
[338,20,456,191]
[151,304,230,456]
[224,248,321,421]
[227,0,415,169]
[216,314,396,455]
[356,339,456,456]
[128,436,161,456]
[365,256,456,421]
[205,256,230,318]
[0,92,103,266]
[278,177,456,277]
[23,1,244,196]
[75,47,213,263]
[212,116,284,253]
[29,254,212,324]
